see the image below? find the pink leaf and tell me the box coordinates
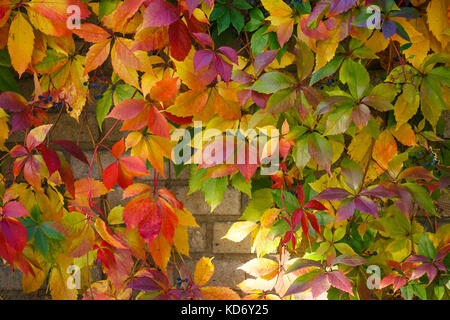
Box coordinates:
[218,46,238,64]
[3,201,28,218]
[254,50,278,75]
[143,0,180,28]
[327,271,353,295]
[193,50,215,73]
[193,32,214,48]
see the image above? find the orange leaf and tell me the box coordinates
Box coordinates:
[84,39,111,76]
[150,78,180,102]
[373,130,397,169]
[148,233,172,271]
[72,23,110,43]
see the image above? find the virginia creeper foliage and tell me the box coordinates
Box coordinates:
[0,0,448,300]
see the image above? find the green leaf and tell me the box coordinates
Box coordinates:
[434,283,445,300]
[250,71,294,94]
[99,0,119,19]
[240,188,273,222]
[40,223,65,240]
[108,205,124,225]
[217,10,231,34]
[272,188,300,214]
[230,8,244,32]
[324,104,353,136]
[30,204,42,223]
[296,40,315,81]
[251,26,269,56]
[249,8,264,21]
[96,87,113,129]
[34,228,49,258]
[403,183,438,217]
[232,0,252,9]
[244,18,263,32]
[0,67,18,92]
[401,284,414,300]
[189,165,207,194]
[417,232,436,260]
[113,84,143,104]
[341,158,363,191]
[308,132,333,175]
[293,135,311,169]
[209,4,227,21]
[265,88,296,113]
[339,59,370,99]
[310,56,344,85]
[202,177,228,212]
[0,49,11,67]
[412,283,427,300]
[231,172,252,198]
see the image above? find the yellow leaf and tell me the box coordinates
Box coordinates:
[394,84,419,129]
[427,0,449,48]
[365,30,389,54]
[334,242,357,256]
[194,257,215,286]
[222,221,258,242]
[94,218,128,249]
[173,225,190,257]
[8,12,34,77]
[261,0,292,17]
[238,258,279,279]
[175,208,199,227]
[0,109,9,151]
[49,254,78,300]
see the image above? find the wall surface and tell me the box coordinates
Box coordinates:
[0,76,449,299]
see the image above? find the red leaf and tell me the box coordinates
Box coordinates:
[123,197,151,231]
[0,91,28,112]
[117,165,134,189]
[51,140,89,164]
[39,145,61,175]
[10,145,28,158]
[143,0,180,28]
[306,212,320,234]
[107,99,147,120]
[327,271,353,295]
[102,162,119,190]
[169,20,191,61]
[304,199,327,211]
[0,217,27,252]
[138,203,162,244]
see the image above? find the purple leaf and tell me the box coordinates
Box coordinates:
[336,198,356,222]
[360,185,397,198]
[440,176,450,190]
[314,188,351,201]
[410,264,437,284]
[354,196,378,218]
[329,0,358,16]
[254,50,278,75]
[193,50,214,73]
[351,103,371,127]
[218,46,238,64]
[382,20,397,39]
[215,55,233,84]
[126,276,161,292]
[231,70,253,84]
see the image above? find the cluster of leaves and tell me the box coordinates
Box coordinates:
[0,0,448,300]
